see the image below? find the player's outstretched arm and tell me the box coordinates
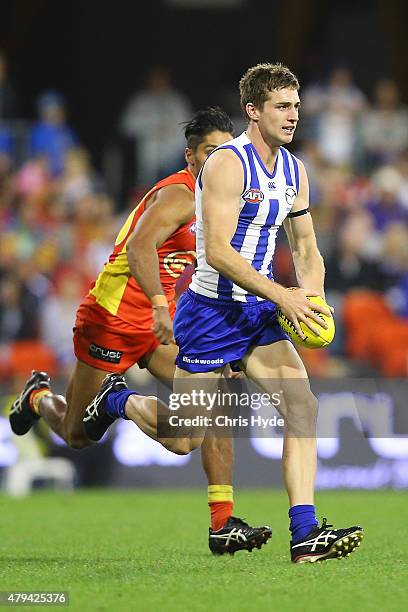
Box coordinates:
[126,184,194,343]
[202,151,329,338]
[283,160,326,300]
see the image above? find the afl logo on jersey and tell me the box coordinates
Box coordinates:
[189,222,196,234]
[243,188,264,204]
[285,187,297,206]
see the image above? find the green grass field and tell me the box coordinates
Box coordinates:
[0,489,407,611]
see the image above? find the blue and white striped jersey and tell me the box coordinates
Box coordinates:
[190,131,300,302]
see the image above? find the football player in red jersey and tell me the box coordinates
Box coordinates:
[11,108,272,554]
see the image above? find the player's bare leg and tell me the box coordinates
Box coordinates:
[142,342,176,386]
[242,340,317,506]
[9,362,107,449]
[144,344,270,552]
[200,433,233,485]
[144,344,233,483]
[81,348,272,551]
[82,343,222,454]
[122,365,223,454]
[241,340,363,561]
[43,361,108,448]
[174,365,272,553]
[111,344,215,453]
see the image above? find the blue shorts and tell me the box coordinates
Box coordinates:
[174,289,289,373]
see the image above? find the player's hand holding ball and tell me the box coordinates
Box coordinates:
[276,287,335,349]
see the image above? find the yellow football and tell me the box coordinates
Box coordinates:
[277,295,335,349]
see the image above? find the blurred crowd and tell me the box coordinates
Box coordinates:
[0,54,407,381]
[289,67,408,376]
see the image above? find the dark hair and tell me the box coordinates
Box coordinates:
[239,63,299,119]
[184,107,233,150]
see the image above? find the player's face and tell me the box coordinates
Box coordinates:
[185,130,233,177]
[257,88,300,146]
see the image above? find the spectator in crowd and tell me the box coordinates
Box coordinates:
[120,67,192,186]
[0,50,19,119]
[381,222,408,318]
[30,91,78,178]
[325,210,384,294]
[0,131,14,217]
[15,257,51,306]
[14,156,50,203]
[302,66,366,166]
[56,147,102,217]
[0,273,39,342]
[82,210,118,278]
[40,268,87,374]
[294,140,326,205]
[366,165,408,231]
[396,149,408,209]
[362,79,408,168]
[340,219,408,375]
[323,210,385,357]
[0,127,14,201]
[0,126,13,158]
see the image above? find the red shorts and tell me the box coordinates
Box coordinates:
[73,296,176,373]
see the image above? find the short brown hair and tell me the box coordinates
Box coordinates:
[239,62,299,119]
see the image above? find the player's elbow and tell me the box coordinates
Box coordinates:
[205,250,218,270]
[126,236,150,265]
[126,236,143,256]
[205,244,228,272]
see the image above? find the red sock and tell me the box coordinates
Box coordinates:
[209,501,234,531]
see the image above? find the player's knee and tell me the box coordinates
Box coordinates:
[64,428,91,450]
[306,393,319,421]
[67,436,90,450]
[285,393,318,434]
[297,393,318,421]
[169,440,192,455]
[171,442,191,455]
[162,437,199,455]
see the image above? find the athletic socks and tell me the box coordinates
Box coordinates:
[29,389,52,415]
[208,485,234,531]
[105,389,135,419]
[289,504,318,543]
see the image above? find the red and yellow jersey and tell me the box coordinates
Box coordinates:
[87,168,196,324]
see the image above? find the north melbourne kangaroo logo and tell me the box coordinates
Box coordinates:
[285,187,297,206]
